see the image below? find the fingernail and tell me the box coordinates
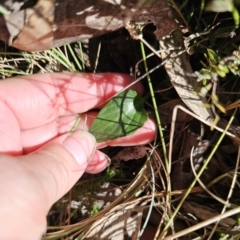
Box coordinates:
[62,131,96,165]
[90,153,111,166]
[86,152,111,173]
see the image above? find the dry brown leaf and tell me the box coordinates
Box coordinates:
[83,201,144,239]
[158,98,192,126]
[0,0,177,51]
[112,146,146,161]
[171,130,200,190]
[3,0,55,51]
[183,201,236,228]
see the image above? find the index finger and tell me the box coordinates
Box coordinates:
[0,72,143,129]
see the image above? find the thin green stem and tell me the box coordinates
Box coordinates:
[67,44,83,71]
[198,0,205,23]
[139,41,173,224]
[78,41,85,71]
[139,41,169,170]
[159,107,237,238]
[48,48,76,71]
[70,115,82,132]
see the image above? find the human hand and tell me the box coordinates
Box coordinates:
[0,72,156,239]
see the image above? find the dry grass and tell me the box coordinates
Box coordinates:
[1,0,240,239]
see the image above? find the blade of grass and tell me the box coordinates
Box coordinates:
[47,48,76,71]
[67,44,83,71]
[159,107,237,239]
[139,149,156,238]
[207,144,240,239]
[139,40,168,173]
[0,69,30,76]
[140,38,175,236]
[77,41,85,71]
[163,205,240,240]
[0,4,9,14]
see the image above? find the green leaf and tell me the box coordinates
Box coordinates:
[205,0,234,12]
[207,49,218,64]
[205,0,239,27]
[0,5,10,15]
[89,89,148,143]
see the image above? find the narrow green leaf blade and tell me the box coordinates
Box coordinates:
[89,89,148,143]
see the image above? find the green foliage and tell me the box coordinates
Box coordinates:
[91,203,100,214]
[205,0,235,12]
[195,48,240,114]
[195,48,240,82]
[205,0,240,27]
[89,89,148,143]
[0,4,9,14]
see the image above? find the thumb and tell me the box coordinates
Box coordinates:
[36,131,96,204]
[0,130,96,239]
[27,130,97,207]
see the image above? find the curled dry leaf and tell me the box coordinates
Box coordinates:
[112,146,146,161]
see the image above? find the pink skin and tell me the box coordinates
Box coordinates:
[0,73,156,239]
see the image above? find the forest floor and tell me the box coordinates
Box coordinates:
[1,0,240,239]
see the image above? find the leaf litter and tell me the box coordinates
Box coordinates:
[1,0,240,239]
